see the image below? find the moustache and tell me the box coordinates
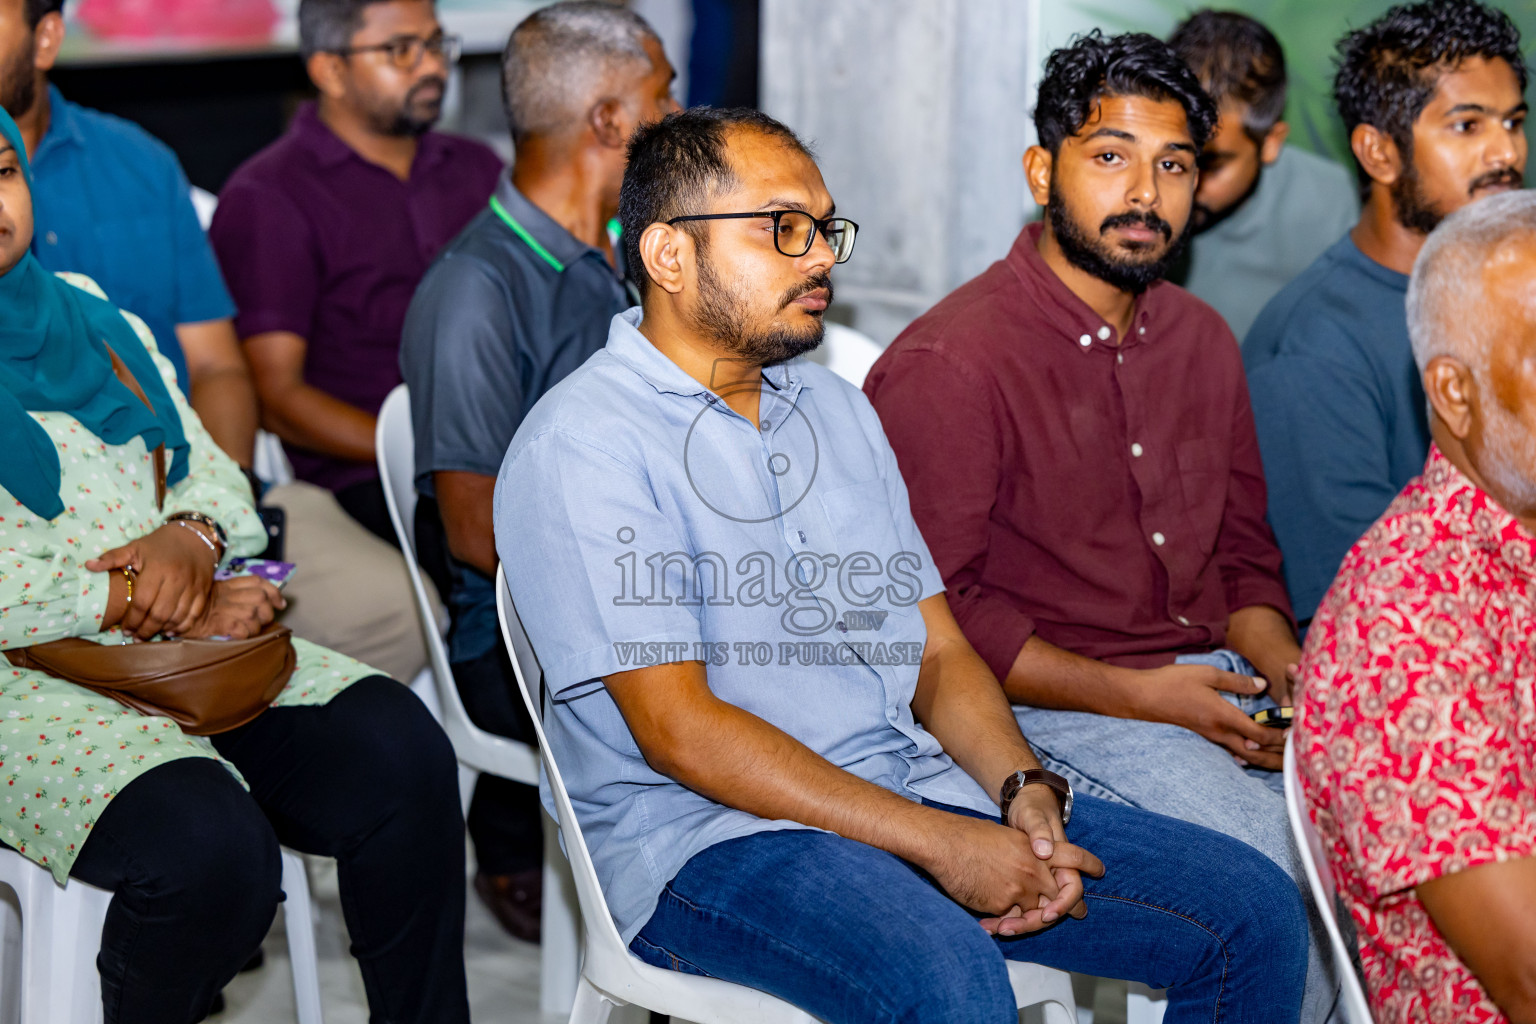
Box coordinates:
[1099,211,1173,240]
[781,273,834,309]
[1470,168,1523,194]
[407,77,447,103]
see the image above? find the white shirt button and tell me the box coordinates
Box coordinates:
[1138,326,1146,335]
[45,231,58,246]
[1097,325,1112,340]
[1152,532,1166,546]
[1177,615,1190,626]
[1116,353,1124,364]
[1078,334,1092,348]
[1130,443,1143,457]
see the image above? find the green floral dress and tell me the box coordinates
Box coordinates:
[0,274,376,883]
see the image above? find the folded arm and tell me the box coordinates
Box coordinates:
[603,653,1098,928]
[1418,857,1536,1023]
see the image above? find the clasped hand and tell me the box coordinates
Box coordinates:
[86,526,284,639]
[928,788,1104,938]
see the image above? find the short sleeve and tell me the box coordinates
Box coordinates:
[209,180,320,341]
[1322,602,1536,902]
[401,254,524,484]
[495,431,703,695]
[166,164,236,327]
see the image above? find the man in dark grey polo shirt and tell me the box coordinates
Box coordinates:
[398,0,677,941]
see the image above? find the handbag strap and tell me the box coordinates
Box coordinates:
[104,346,167,511]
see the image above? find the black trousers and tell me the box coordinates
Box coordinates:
[336,477,400,549]
[67,677,469,1024]
[451,642,544,875]
[413,494,542,876]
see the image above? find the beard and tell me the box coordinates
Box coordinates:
[692,252,830,367]
[0,39,37,122]
[363,76,445,138]
[1047,177,1191,293]
[1473,384,1536,517]
[1393,156,1524,235]
[1190,166,1263,236]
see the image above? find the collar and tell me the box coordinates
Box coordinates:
[1421,444,1533,555]
[605,307,805,403]
[488,178,609,274]
[1006,221,1154,355]
[292,101,451,175]
[30,85,84,169]
[1339,232,1411,293]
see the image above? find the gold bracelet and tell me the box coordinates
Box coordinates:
[122,566,135,607]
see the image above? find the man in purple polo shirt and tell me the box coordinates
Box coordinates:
[210,0,502,543]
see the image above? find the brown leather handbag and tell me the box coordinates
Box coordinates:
[4,629,297,735]
[1,346,297,735]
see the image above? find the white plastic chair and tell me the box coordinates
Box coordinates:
[1284,743,1375,1023]
[375,384,580,1013]
[494,564,1079,1024]
[0,845,322,1024]
[807,323,883,388]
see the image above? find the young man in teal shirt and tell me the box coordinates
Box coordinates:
[1245,0,1527,624]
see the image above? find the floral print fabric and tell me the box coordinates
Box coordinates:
[0,274,374,883]
[1297,445,1536,1024]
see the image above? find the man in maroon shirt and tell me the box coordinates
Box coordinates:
[866,31,1334,1020]
[210,0,503,542]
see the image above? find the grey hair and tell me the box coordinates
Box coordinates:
[298,0,394,61]
[1407,189,1536,376]
[501,1,660,146]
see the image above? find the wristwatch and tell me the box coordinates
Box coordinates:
[999,768,1073,827]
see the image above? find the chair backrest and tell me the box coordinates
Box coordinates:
[252,430,294,488]
[495,565,631,955]
[809,323,883,388]
[375,385,537,784]
[1283,743,1375,1023]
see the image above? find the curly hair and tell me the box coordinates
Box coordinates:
[1169,10,1287,145]
[1335,0,1526,188]
[1034,29,1218,154]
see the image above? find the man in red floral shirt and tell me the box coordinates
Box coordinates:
[1297,188,1536,1024]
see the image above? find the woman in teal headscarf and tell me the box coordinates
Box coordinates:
[0,110,469,1023]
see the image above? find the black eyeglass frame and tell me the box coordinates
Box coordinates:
[666,210,860,263]
[330,32,463,69]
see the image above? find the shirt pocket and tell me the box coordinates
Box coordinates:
[818,479,926,632]
[1176,437,1231,557]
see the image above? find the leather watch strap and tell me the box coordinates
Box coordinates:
[999,768,1073,826]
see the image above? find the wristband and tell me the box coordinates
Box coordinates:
[121,566,135,607]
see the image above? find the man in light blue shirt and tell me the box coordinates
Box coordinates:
[495,107,1308,1023]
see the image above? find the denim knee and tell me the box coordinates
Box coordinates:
[885,917,1016,1024]
[1220,851,1310,994]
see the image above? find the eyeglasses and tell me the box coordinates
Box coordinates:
[331,32,462,70]
[667,210,860,263]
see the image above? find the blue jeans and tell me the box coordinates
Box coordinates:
[1016,650,1338,1023]
[631,794,1307,1024]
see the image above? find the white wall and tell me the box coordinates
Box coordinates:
[761,0,1038,345]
